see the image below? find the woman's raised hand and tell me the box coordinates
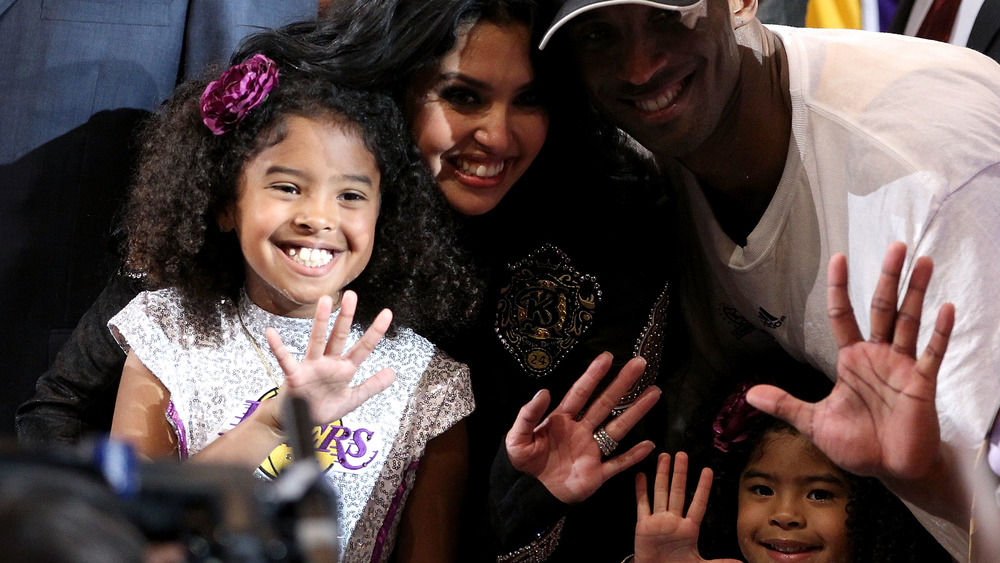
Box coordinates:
[266,290,396,427]
[505,352,660,504]
[635,452,739,563]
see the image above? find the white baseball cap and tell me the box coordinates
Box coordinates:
[539,0,708,49]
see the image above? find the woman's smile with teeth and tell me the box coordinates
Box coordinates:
[456,158,505,178]
[286,246,334,267]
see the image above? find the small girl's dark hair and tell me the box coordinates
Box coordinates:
[699,384,952,562]
[125,60,479,339]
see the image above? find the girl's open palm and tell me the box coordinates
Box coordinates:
[265,290,396,426]
[635,452,740,563]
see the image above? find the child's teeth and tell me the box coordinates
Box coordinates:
[287,247,332,267]
[458,160,504,178]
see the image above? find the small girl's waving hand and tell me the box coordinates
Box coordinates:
[266,291,396,428]
[179,291,397,468]
[635,452,740,563]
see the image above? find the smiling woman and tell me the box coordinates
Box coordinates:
[406,20,548,216]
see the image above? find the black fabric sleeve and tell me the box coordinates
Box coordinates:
[489,442,570,554]
[15,273,142,446]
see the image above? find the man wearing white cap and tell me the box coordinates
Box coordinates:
[537,0,1000,559]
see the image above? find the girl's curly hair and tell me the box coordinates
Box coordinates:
[125,62,479,340]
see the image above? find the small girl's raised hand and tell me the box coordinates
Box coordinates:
[265,290,396,427]
[635,452,738,563]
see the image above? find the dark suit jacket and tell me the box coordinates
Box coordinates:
[0,0,315,436]
[889,0,1000,63]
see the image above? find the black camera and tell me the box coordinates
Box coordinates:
[0,398,340,563]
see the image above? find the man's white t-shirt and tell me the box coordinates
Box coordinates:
[673,26,1000,558]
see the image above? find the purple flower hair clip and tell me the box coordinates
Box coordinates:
[200,54,279,135]
[712,382,764,453]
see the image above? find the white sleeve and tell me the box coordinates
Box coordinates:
[905,164,1000,561]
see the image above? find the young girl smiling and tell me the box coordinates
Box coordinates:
[632,413,952,563]
[108,52,479,561]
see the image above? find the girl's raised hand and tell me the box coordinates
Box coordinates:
[635,452,738,563]
[265,290,396,427]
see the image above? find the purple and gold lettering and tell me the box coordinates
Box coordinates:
[222,399,262,436]
[315,424,378,470]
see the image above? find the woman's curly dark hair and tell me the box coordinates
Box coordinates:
[126,62,479,340]
[700,413,953,562]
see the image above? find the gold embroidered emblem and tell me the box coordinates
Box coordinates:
[496,244,600,378]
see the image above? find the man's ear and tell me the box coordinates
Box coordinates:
[730,0,758,27]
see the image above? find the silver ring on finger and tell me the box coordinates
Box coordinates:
[593,426,619,457]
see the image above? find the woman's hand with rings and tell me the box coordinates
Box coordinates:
[505,352,661,504]
[593,426,618,457]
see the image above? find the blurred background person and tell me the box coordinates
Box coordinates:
[889,0,999,62]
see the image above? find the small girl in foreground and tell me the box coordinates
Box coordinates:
[632,389,953,563]
[108,53,478,561]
